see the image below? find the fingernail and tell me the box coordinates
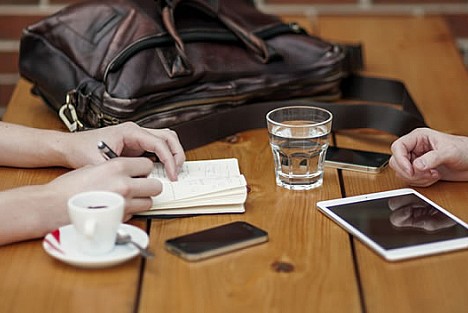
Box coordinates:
[414,159,426,170]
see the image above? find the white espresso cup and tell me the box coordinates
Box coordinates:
[68,191,125,256]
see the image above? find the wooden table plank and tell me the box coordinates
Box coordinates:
[1,19,362,313]
[0,82,147,313]
[318,15,468,313]
[136,15,362,313]
[0,76,361,313]
[0,220,147,313]
[353,184,468,313]
[1,13,467,313]
[139,130,361,313]
[2,79,67,130]
[318,16,468,136]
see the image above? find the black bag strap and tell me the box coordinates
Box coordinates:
[172,75,427,150]
[340,75,424,122]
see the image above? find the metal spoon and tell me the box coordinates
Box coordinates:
[116,230,155,259]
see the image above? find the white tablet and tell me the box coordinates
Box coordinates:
[317,188,468,261]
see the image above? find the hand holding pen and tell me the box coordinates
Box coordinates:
[88,124,184,181]
[97,140,155,179]
[97,140,156,258]
[97,134,183,181]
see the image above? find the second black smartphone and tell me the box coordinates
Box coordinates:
[165,221,268,261]
[325,146,391,173]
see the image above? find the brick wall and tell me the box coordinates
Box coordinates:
[0,0,75,118]
[1,0,468,118]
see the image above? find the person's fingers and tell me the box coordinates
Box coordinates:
[411,166,441,186]
[390,137,416,175]
[150,128,185,171]
[390,159,418,182]
[99,124,185,181]
[148,138,179,181]
[107,157,155,178]
[393,168,439,187]
[152,129,184,154]
[124,128,184,181]
[389,155,414,177]
[118,177,162,199]
[389,147,441,187]
[413,150,443,172]
[124,197,154,215]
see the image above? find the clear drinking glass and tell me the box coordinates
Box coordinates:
[266,106,333,190]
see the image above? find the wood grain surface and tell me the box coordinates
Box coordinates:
[1,15,467,313]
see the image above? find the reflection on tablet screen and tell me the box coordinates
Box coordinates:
[328,194,468,250]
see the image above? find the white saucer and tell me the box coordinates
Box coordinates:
[43,223,149,269]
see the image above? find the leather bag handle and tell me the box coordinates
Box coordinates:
[161,5,193,77]
[161,0,280,66]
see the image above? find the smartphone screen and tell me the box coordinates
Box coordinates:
[165,221,268,261]
[325,146,391,173]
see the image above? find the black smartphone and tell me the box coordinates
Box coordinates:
[165,221,269,261]
[325,146,391,173]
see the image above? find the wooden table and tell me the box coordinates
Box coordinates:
[1,16,468,313]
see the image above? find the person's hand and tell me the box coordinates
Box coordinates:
[61,122,185,181]
[46,157,161,221]
[0,157,162,245]
[389,128,468,187]
[387,195,456,231]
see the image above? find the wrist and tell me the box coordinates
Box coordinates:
[46,131,76,168]
[0,184,68,244]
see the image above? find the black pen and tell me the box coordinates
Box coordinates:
[98,141,118,160]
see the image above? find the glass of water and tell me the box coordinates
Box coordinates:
[266,106,333,190]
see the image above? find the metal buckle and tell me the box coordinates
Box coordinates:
[58,92,84,132]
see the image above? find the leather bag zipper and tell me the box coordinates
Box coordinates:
[89,70,344,127]
[104,23,307,80]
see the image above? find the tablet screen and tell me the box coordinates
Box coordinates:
[326,193,468,250]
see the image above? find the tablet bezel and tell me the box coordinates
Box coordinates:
[317,188,468,261]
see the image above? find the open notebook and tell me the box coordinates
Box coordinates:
[135,158,247,216]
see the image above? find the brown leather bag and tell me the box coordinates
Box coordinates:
[19,0,425,149]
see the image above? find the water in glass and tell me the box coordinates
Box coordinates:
[269,123,330,190]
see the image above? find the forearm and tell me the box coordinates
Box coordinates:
[0,122,70,168]
[442,134,468,181]
[0,185,69,246]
